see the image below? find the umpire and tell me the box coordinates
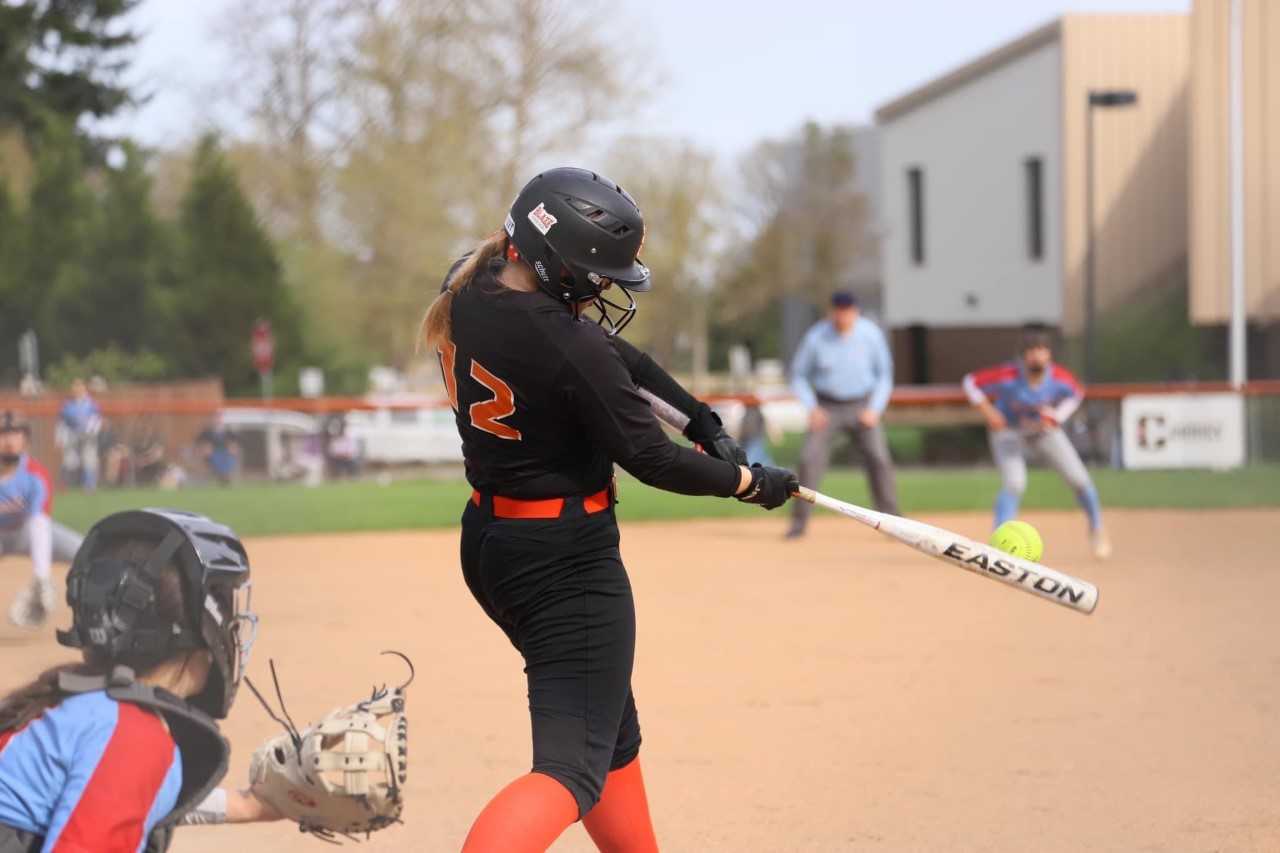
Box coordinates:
[787,291,899,538]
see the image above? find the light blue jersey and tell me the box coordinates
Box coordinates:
[0,455,50,532]
[58,398,100,434]
[789,318,894,413]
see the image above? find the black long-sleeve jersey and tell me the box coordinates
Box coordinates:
[439,259,740,500]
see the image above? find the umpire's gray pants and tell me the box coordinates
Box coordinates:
[791,399,899,531]
[990,428,1093,495]
[0,520,84,562]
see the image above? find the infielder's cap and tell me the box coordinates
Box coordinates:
[0,410,31,434]
[831,290,859,309]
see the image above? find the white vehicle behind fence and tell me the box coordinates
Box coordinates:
[343,405,463,465]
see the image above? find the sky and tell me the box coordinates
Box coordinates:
[112,0,1190,158]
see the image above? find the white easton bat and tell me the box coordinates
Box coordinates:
[795,487,1098,614]
[638,389,1098,614]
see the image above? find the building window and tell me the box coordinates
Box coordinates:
[907,167,924,265]
[1024,156,1044,261]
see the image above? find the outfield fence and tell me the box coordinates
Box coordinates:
[2,380,1278,480]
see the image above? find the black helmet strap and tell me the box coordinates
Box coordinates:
[142,530,187,582]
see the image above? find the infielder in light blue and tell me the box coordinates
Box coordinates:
[963,327,1110,559]
[0,411,84,628]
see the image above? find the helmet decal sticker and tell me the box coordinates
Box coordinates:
[527,202,558,235]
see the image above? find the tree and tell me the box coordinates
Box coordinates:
[18,119,96,361]
[476,0,643,206]
[208,0,649,367]
[0,180,23,373]
[606,138,722,375]
[167,135,304,392]
[214,0,351,243]
[0,0,142,151]
[332,0,490,359]
[719,122,873,322]
[70,142,173,354]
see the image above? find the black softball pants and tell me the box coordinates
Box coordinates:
[460,496,642,817]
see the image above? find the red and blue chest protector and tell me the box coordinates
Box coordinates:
[0,690,183,852]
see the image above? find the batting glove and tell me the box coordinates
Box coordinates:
[736,464,799,510]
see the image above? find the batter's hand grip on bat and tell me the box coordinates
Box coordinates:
[796,486,1098,614]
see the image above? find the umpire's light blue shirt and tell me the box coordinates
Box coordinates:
[789,316,895,414]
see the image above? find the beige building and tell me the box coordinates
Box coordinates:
[1190,0,1280,326]
[876,6,1278,384]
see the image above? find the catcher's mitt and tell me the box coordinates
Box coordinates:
[245,652,411,842]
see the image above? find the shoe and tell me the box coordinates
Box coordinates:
[784,527,806,540]
[1090,529,1112,561]
[8,579,55,629]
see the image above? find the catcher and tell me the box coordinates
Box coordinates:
[0,508,409,851]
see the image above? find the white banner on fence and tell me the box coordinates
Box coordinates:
[1121,393,1245,470]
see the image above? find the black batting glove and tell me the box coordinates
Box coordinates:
[735,464,799,510]
[684,404,748,467]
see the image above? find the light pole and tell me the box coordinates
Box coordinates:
[1084,89,1138,384]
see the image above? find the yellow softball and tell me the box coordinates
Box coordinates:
[989,520,1044,562]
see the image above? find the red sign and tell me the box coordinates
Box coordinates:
[252,320,275,373]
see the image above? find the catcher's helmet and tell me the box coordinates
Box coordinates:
[0,410,30,434]
[57,509,257,718]
[505,167,651,335]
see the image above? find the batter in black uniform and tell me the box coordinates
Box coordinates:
[422,168,797,853]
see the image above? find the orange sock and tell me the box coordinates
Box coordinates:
[462,772,579,853]
[583,757,659,853]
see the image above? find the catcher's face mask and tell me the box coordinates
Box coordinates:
[213,579,258,694]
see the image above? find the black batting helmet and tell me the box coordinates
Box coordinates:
[57,509,258,719]
[505,167,651,335]
[0,410,30,434]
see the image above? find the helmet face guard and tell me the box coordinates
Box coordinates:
[505,167,651,336]
[58,509,257,718]
[578,275,640,336]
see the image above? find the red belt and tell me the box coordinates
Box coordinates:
[470,487,612,519]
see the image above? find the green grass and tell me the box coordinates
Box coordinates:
[49,465,1280,538]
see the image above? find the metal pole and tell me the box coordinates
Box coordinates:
[1084,101,1096,383]
[261,368,277,479]
[1228,0,1247,389]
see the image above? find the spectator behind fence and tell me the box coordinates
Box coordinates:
[278,432,325,486]
[787,291,899,539]
[55,378,101,491]
[196,415,240,485]
[737,396,782,467]
[323,415,361,479]
[98,419,130,487]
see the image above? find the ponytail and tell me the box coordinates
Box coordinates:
[420,229,508,351]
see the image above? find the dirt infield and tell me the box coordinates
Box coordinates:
[3,508,1279,851]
